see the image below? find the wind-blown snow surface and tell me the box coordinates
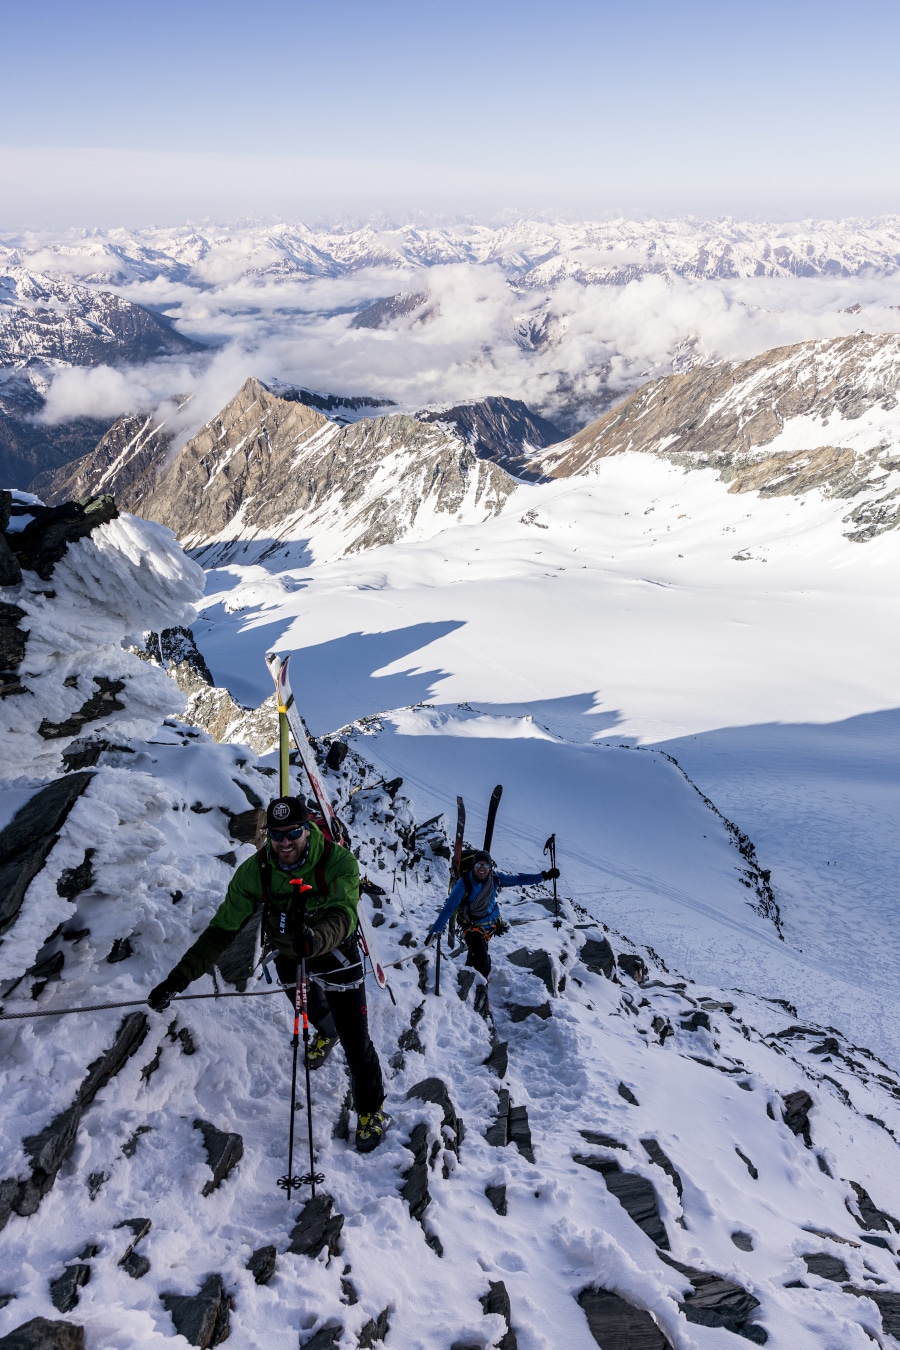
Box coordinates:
[4,504,900,1348]
[195,454,900,1071]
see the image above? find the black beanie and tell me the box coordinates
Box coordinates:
[266,797,309,830]
[472,850,493,867]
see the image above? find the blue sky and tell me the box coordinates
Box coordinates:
[2,0,899,225]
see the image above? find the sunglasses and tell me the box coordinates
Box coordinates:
[268,825,308,842]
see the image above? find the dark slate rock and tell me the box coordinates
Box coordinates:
[400,1122,430,1221]
[577,1287,672,1347]
[0,537,22,587]
[483,1040,508,1078]
[16,1104,83,1216]
[641,1139,684,1198]
[325,741,349,771]
[731,1232,754,1251]
[508,1002,551,1022]
[78,1012,148,1106]
[288,1194,344,1258]
[481,1281,516,1350]
[161,1273,231,1348]
[603,1170,669,1249]
[581,1131,626,1150]
[580,937,615,979]
[457,968,476,1002]
[247,1245,277,1286]
[106,937,133,964]
[302,1329,342,1350]
[810,1037,840,1056]
[0,772,93,936]
[781,1090,814,1145]
[651,1015,674,1044]
[406,1078,463,1156]
[357,1308,390,1347]
[736,1147,759,1180]
[223,807,263,845]
[573,1155,623,1177]
[56,849,95,899]
[849,1181,899,1232]
[10,496,118,582]
[412,952,429,994]
[0,1178,17,1232]
[120,1252,150,1279]
[486,1184,507,1215]
[679,1010,711,1032]
[49,1264,90,1313]
[486,1090,510,1148]
[0,1296,14,1312]
[507,947,556,996]
[617,953,648,983]
[803,1253,848,1281]
[473,983,491,1022]
[194,1119,244,1196]
[115,1217,151,1260]
[39,676,126,740]
[0,601,27,670]
[863,1290,900,1337]
[661,1254,764,1340]
[508,1105,534,1164]
[618,1083,639,1105]
[0,1319,85,1350]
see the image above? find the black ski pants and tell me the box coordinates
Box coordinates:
[276,955,384,1114]
[464,929,492,978]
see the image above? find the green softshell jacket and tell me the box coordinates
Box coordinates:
[167,824,360,990]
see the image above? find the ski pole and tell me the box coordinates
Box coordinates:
[544,833,559,928]
[434,933,442,996]
[0,987,288,1022]
[278,882,324,1199]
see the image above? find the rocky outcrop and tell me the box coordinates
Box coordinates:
[534,333,900,541]
[416,396,562,479]
[160,1274,231,1348]
[31,413,176,510]
[134,378,518,561]
[3,495,118,581]
[0,772,94,937]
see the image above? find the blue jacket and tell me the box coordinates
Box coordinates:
[428,869,544,936]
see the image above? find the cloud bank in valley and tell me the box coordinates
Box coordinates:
[17,219,900,443]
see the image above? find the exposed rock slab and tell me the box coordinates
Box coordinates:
[288,1194,344,1258]
[0,772,93,936]
[507,947,556,996]
[579,937,615,979]
[160,1273,231,1348]
[577,1287,672,1348]
[0,1319,85,1350]
[193,1119,244,1195]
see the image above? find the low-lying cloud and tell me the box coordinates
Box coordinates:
[21,225,900,445]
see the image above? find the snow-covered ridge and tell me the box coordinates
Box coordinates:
[535,332,900,541]
[4,492,900,1345]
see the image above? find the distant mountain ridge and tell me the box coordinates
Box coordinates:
[5,218,900,288]
[0,267,201,487]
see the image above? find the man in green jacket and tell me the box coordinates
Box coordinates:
[149,796,389,1153]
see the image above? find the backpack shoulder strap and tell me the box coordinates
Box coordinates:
[257,846,273,936]
[314,836,333,900]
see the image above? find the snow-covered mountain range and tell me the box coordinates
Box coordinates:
[3,494,900,1349]
[5,217,900,288]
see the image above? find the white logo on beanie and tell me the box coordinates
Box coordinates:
[273,801,291,821]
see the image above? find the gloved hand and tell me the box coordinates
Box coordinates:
[294,924,322,958]
[424,930,437,947]
[542,867,560,881]
[148,972,185,1012]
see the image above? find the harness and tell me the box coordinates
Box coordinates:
[458,869,500,938]
[257,838,364,990]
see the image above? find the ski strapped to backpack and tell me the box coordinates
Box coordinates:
[265,651,393,1000]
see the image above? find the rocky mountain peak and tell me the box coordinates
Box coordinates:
[534,332,900,540]
[137,379,519,562]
